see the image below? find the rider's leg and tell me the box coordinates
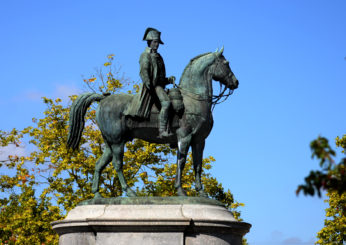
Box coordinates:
[155,86,172,137]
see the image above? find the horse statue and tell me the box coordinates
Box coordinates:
[67,47,239,198]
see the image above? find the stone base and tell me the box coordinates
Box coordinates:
[52,197,251,245]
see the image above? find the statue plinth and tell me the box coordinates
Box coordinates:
[52,197,251,245]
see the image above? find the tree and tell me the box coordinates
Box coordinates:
[316,191,345,244]
[0,55,246,244]
[297,135,345,244]
[296,136,345,197]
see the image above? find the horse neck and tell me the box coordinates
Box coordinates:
[179,55,214,99]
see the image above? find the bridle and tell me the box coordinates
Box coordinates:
[210,56,235,110]
[175,55,235,110]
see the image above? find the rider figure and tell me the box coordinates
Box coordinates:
[139,27,175,138]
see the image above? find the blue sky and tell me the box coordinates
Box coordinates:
[1,1,345,244]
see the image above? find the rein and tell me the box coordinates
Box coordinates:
[211,84,234,111]
[176,84,233,111]
[176,85,212,102]
[176,56,235,111]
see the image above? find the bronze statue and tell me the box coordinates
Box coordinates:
[126,28,175,138]
[67,28,239,198]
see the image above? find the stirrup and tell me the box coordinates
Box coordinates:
[159,130,173,138]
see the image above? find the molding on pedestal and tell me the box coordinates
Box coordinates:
[52,199,251,245]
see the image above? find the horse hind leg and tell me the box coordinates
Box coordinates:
[192,140,208,198]
[111,142,137,197]
[92,146,112,198]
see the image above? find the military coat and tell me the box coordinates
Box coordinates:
[126,47,170,118]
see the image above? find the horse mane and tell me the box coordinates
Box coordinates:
[180,52,212,83]
[190,52,212,63]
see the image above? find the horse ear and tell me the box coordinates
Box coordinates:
[220,46,224,54]
[216,46,224,57]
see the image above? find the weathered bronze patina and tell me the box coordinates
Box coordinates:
[67,28,239,198]
[126,28,175,138]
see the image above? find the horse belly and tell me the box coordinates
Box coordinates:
[188,113,213,142]
[127,112,179,145]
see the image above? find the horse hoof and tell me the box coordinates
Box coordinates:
[126,188,137,197]
[177,188,187,196]
[93,192,103,199]
[198,190,208,198]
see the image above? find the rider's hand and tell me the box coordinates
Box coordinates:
[168,76,176,84]
[144,82,151,90]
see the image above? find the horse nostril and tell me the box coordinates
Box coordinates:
[231,80,239,89]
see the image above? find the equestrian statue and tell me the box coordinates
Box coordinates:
[67,27,239,198]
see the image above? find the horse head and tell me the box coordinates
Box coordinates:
[179,48,239,103]
[212,47,239,90]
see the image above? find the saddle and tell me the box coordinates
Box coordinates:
[126,87,184,130]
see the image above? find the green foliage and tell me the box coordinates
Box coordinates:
[0,143,62,244]
[315,135,346,244]
[297,135,345,244]
[297,136,345,197]
[0,55,246,244]
[316,191,346,244]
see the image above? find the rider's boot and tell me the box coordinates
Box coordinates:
[159,101,173,138]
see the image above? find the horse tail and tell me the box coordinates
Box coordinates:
[67,93,105,150]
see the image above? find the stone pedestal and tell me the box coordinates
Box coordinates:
[52,197,251,245]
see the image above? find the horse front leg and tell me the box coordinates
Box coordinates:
[111,142,137,197]
[92,146,112,199]
[192,140,208,197]
[175,135,191,196]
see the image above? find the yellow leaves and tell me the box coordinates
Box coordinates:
[335,134,346,153]
[231,202,245,209]
[107,54,114,59]
[69,94,78,102]
[133,84,140,93]
[316,191,346,244]
[8,155,19,162]
[106,78,122,92]
[0,53,245,244]
[0,172,62,243]
[182,183,191,189]
[90,110,96,117]
[139,172,148,180]
[18,174,30,184]
[88,77,97,83]
[42,97,53,105]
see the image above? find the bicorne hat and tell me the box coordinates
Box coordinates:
[143,27,164,44]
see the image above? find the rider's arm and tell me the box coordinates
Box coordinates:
[139,53,152,90]
[166,76,176,85]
